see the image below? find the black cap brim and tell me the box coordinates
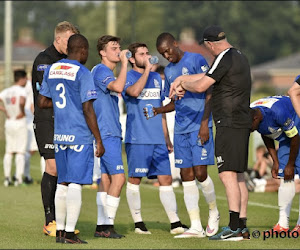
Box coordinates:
[199,39,204,45]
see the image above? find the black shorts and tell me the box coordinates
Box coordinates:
[33,120,55,159]
[215,126,250,173]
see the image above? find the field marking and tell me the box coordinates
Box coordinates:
[141,183,299,213]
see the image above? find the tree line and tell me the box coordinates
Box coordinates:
[1,1,300,69]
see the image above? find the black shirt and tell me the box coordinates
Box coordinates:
[206,47,252,128]
[31,44,67,122]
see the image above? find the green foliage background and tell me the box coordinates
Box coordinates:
[1,1,300,69]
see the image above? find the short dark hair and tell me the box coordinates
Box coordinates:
[96,35,121,57]
[128,42,148,67]
[67,34,89,54]
[156,32,176,48]
[14,69,27,82]
[156,65,165,75]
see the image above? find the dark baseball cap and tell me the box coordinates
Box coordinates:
[199,25,226,44]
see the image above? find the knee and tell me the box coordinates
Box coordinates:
[180,169,195,181]
[158,175,172,186]
[196,171,208,182]
[45,159,57,176]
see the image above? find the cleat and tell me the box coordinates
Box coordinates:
[170,221,188,234]
[209,226,243,241]
[237,227,250,240]
[56,230,65,243]
[64,234,87,244]
[174,228,206,238]
[268,223,289,234]
[94,227,124,239]
[135,221,151,234]
[290,225,300,236]
[206,213,220,236]
[24,177,33,184]
[43,221,56,237]
[135,228,151,234]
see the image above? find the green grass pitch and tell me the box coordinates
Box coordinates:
[0,141,300,249]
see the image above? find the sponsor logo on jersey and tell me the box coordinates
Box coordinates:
[201,65,209,73]
[175,159,183,164]
[135,168,148,173]
[49,63,79,81]
[250,97,279,109]
[137,88,160,100]
[37,64,49,71]
[154,79,160,88]
[87,90,97,98]
[54,134,75,142]
[56,144,84,152]
[182,67,189,75]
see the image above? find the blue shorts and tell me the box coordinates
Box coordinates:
[174,129,215,168]
[125,143,171,179]
[277,139,300,178]
[100,137,124,175]
[55,144,94,185]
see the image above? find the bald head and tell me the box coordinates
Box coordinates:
[67,34,89,64]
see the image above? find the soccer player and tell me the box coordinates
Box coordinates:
[250,95,300,234]
[32,21,79,236]
[0,69,27,187]
[92,35,128,239]
[155,33,219,238]
[38,33,105,244]
[123,42,187,235]
[23,79,39,184]
[170,25,252,241]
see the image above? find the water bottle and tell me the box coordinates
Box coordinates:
[149,56,159,64]
[126,51,132,59]
[144,104,154,119]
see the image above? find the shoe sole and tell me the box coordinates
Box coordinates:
[174,233,206,238]
[135,228,151,234]
[170,227,186,234]
[222,236,244,241]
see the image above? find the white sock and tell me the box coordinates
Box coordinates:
[297,194,300,225]
[55,184,68,230]
[24,152,31,178]
[65,183,82,232]
[126,182,143,223]
[198,176,218,217]
[106,195,120,225]
[15,153,25,183]
[3,153,12,179]
[278,179,295,228]
[159,185,180,223]
[183,180,202,231]
[96,192,108,225]
[40,157,45,175]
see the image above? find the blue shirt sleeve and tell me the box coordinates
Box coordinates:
[93,66,115,94]
[194,54,209,74]
[162,69,171,99]
[39,69,51,98]
[79,71,97,103]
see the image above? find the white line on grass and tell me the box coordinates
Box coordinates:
[141,183,299,213]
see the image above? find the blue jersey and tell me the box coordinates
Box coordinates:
[122,70,165,144]
[250,96,300,142]
[92,64,122,139]
[39,59,97,145]
[164,52,212,134]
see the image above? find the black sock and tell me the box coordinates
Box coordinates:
[170,221,182,229]
[239,217,247,230]
[41,172,58,225]
[96,225,110,231]
[228,210,240,231]
[65,232,75,239]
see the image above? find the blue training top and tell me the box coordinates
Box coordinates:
[40,59,97,145]
[91,63,122,139]
[122,70,165,144]
[164,51,212,134]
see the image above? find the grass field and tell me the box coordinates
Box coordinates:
[1,140,300,249]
